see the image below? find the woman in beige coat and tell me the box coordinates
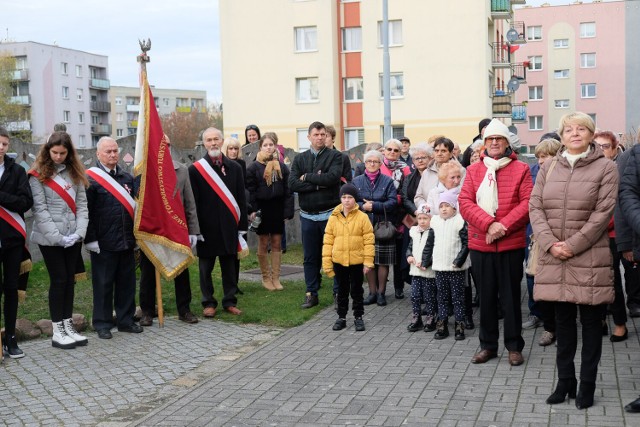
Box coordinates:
[529,112,618,410]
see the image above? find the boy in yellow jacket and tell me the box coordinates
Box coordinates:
[322,184,375,331]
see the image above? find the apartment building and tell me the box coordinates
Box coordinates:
[514,0,640,150]
[220,0,527,150]
[109,86,207,138]
[0,41,110,147]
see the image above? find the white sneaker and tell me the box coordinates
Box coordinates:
[522,315,543,329]
[52,321,77,349]
[64,318,88,346]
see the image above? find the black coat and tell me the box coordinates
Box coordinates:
[289,147,343,213]
[246,160,294,219]
[0,157,33,249]
[189,155,248,257]
[619,145,640,260]
[85,163,137,251]
[402,170,422,216]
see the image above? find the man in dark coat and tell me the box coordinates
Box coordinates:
[86,137,141,339]
[189,127,247,318]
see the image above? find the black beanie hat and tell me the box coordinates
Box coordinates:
[478,118,492,134]
[339,183,358,199]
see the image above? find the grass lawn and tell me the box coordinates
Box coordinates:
[18,243,334,329]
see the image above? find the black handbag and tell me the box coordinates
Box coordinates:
[373,206,396,241]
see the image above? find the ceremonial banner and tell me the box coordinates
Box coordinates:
[133,68,194,280]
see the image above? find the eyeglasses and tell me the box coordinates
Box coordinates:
[365,160,381,164]
[486,137,506,143]
[413,156,428,161]
[597,143,612,150]
[386,147,400,153]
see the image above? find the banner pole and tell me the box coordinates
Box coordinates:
[155,270,164,328]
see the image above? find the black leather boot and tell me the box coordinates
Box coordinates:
[575,381,596,409]
[546,377,577,404]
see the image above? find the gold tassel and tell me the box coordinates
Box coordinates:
[18,290,26,304]
[75,272,88,282]
[19,259,32,275]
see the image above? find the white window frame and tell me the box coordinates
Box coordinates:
[342,27,362,52]
[554,39,569,48]
[379,73,404,99]
[554,69,569,79]
[377,20,403,46]
[528,86,543,101]
[79,135,86,146]
[344,128,364,150]
[78,112,84,124]
[116,113,124,122]
[297,128,310,152]
[294,26,318,52]
[76,88,83,101]
[296,77,319,103]
[580,22,596,38]
[63,110,71,123]
[526,26,542,41]
[61,62,68,75]
[344,77,363,102]
[163,98,170,107]
[116,129,124,137]
[528,56,543,71]
[554,99,570,109]
[581,83,596,98]
[75,65,82,77]
[15,56,27,70]
[529,116,543,131]
[62,86,69,99]
[580,53,596,68]
[115,96,122,105]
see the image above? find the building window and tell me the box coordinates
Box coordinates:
[163,98,170,107]
[296,77,319,102]
[297,128,310,152]
[554,99,570,109]
[76,89,83,101]
[529,116,543,131]
[116,129,124,137]
[62,86,69,99]
[176,98,189,108]
[78,112,85,123]
[116,113,124,122]
[380,125,405,142]
[344,128,364,149]
[61,62,68,75]
[63,111,70,123]
[126,96,140,105]
[344,77,363,102]
[580,53,596,68]
[588,113,597,124]
[528,86,543,101]
[526,26,542,41]
[554,69,569,79]
[554,39,569,48]
[15,56,27,70]
[580,22,596,38]
[379,73,404,98]
[75,65,82,77]
[581,83,596,98]
[294,26,317,52]
[527,56,543,71]
[377,20,403,46]
[115,96,122,105]
[342,27,362,52]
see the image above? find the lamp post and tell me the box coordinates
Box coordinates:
[382,0,391,142]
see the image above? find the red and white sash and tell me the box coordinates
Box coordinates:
[0,206,26,240]
[29,171,77,214]
[193,159,248,254]
[86,167,136,219]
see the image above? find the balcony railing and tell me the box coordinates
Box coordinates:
[509,21,526,44]
[491,87,513,117]
[10,95,30,105]
[126,104,140,112]
[89,78,110,90]
[176,106,192,113]
[491,42,512,68]
[91,124,112,135]
[90,101,111,112]
[511,0,526,4]
[127,120,138,128]
[512,104,527,123]
[6,120,31,131]
[511,63,527,84]
[491,0,512,19]
[11,69,29,80]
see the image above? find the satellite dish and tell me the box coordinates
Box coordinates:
[506,28,519,43]
[508,125,518,135]
[507,77,520,92]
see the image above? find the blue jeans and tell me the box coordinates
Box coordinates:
[300,216,327,296]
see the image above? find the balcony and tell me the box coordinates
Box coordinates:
[6,120,31,131]
[10,95,30,105]
[90,101,111,112]
[89,78,110,90]
[11,69,29,80]
[492,88,513,118]
[91,124,112,135]
[512,104,527,123]
[491,42,512,68]
[176,106,192,113]
[511,0,526,4]
[126,104,140,112]
[511,63,527,84]
[509,21,526,44]
[491,0,512,19]
[127,120,138,128]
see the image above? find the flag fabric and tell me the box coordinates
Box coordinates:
[133,68,194,280]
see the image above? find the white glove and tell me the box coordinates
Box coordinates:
[189,235,198,248]
[197,235,205,242]
[60,235,74,248]
[65,233,81,248]
[85,241,100,254]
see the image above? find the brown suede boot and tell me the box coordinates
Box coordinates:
[270,251,284,290]
[257,253,275,291]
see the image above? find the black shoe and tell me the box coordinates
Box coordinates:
[629,306,640,318]
[610,327,628,342]
[395,289,405,299]
[625,396,640,413]
[354,317,365,332]
[301,293,319,309]
[179,312,199,324]
[434,320,449,340]
[465,315,475,330]
[363,293,377,306]
[139,314,153,327]
[118,323,143,333]
[407,316,424,332]
[97,329,112,339]
[424,317,437,332]
[333,318,347,331]
[3,336,25,359]
[575,381,596,410]
[546,378,577,404]
[454,321,465,340]
[377,293,387,306]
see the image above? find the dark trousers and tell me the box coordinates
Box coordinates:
[0,246,21,337]
[40,243,81,322]
[609,238,628,326]
[199,255,238,309]
[554,302,605,383]
[394,231,410,291]
[464,271,473,318]
[334,263,364,318]
[91,249,136,330]
[622,257,640,310]
[300,216,326,296]
[471,249,525,352]
[436,270,466,322]
[139,251,192,316]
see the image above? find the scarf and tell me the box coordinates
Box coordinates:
[476,155,513,217]
[364,169,379,186]
[562,146,590,169]
[383,158,407,189]
[257,151,282,186]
